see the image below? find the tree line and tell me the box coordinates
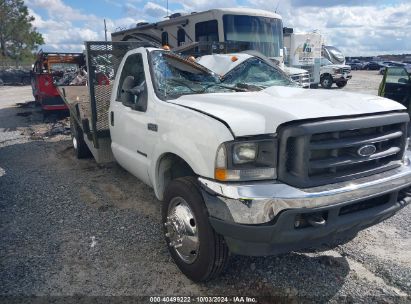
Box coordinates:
[0,0,44,66]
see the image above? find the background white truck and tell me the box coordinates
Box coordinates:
[58,41,411,282]
[320,45,352,89]
[283,29,322,87]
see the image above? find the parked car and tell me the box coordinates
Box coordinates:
[379,66,411,113]
[347,61,364,70]
[363,61,383,70]
[319,57,352,88]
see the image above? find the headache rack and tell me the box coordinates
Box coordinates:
[57,41,156,155]
[278,112,409,188]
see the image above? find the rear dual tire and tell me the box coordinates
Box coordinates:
[162,177,229,282]
[69,116,91,159]
[336,81,347,88]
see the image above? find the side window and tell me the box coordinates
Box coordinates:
[386,67,410,84]
[177,28,185,46]
[162,31,169,46]
[195,20,218,42]
[117,53,147,112]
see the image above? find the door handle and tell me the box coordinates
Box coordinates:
[110,111,114,126]
[147,123,158,132]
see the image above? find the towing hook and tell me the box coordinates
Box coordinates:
[307,214,326,227]
[399,188,411,205]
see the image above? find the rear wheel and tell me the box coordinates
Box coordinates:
[70,116,91,159]
[336,81,347,88]
[163,177,229,282]
[320,75,333,89]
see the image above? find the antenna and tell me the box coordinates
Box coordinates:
[166,0,169,18]
[275,0,280,13]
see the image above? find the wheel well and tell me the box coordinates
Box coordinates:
[321,73,332,79]
[157,153,195,200]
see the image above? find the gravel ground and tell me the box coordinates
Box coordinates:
[0,72,410,303]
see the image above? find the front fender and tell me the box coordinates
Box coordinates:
[148,102,234,200]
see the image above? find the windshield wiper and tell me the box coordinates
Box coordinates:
[201,83,249,92]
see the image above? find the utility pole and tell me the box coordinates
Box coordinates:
[104,19,107,41]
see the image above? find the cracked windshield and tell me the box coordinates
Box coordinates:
[151,51,245,99]
[222,57,294,88]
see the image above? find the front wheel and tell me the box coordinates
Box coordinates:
[320,75,333,89]
[162,177,229,282]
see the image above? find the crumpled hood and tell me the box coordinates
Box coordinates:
[169,86,405,137]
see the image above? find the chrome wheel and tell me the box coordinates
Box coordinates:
[165,197,199,264]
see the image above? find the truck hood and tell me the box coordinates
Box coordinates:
[169,86,405,137]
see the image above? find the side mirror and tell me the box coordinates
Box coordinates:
[121,75,136,106]
[127,80,146,96]
[121,76,147,110]
[129,81,147,111]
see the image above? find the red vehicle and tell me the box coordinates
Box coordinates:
[31,51,85,111]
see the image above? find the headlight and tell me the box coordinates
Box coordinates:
[215,136,277,182]
[233,143,257,164]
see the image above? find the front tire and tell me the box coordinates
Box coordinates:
[70,116,92,159]
[320,75,333,89]
[163,177,229,282]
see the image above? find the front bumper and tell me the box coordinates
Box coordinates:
[199,155,411,255]
[209,192,410,256]
[332,73,352,82]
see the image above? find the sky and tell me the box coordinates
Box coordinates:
[25,0,411,56]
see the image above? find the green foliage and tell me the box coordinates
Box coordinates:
[0,0,44,65]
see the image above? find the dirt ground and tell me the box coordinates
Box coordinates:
[0,71,410,303]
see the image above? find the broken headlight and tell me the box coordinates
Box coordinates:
[214,136,277,181]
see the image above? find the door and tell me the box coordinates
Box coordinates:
[382,67,411,107]
[109,52,156,186]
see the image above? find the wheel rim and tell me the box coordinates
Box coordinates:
[323,78,331,87]
[72,137,78,150]
[165,197,199,264]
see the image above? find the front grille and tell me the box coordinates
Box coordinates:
[278,113,409,188]
[291,72,310,88]
[342,67,351,74]
[300,65,315,82]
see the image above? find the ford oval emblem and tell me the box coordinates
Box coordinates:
[357,144,377,157]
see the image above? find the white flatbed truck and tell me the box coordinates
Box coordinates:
[58,41,411,282]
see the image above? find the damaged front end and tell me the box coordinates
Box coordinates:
[198,156,411,256]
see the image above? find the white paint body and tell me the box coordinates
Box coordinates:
[108,48,406,200]
[321,63,352,81]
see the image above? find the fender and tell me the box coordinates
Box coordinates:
[148,103,234,200]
